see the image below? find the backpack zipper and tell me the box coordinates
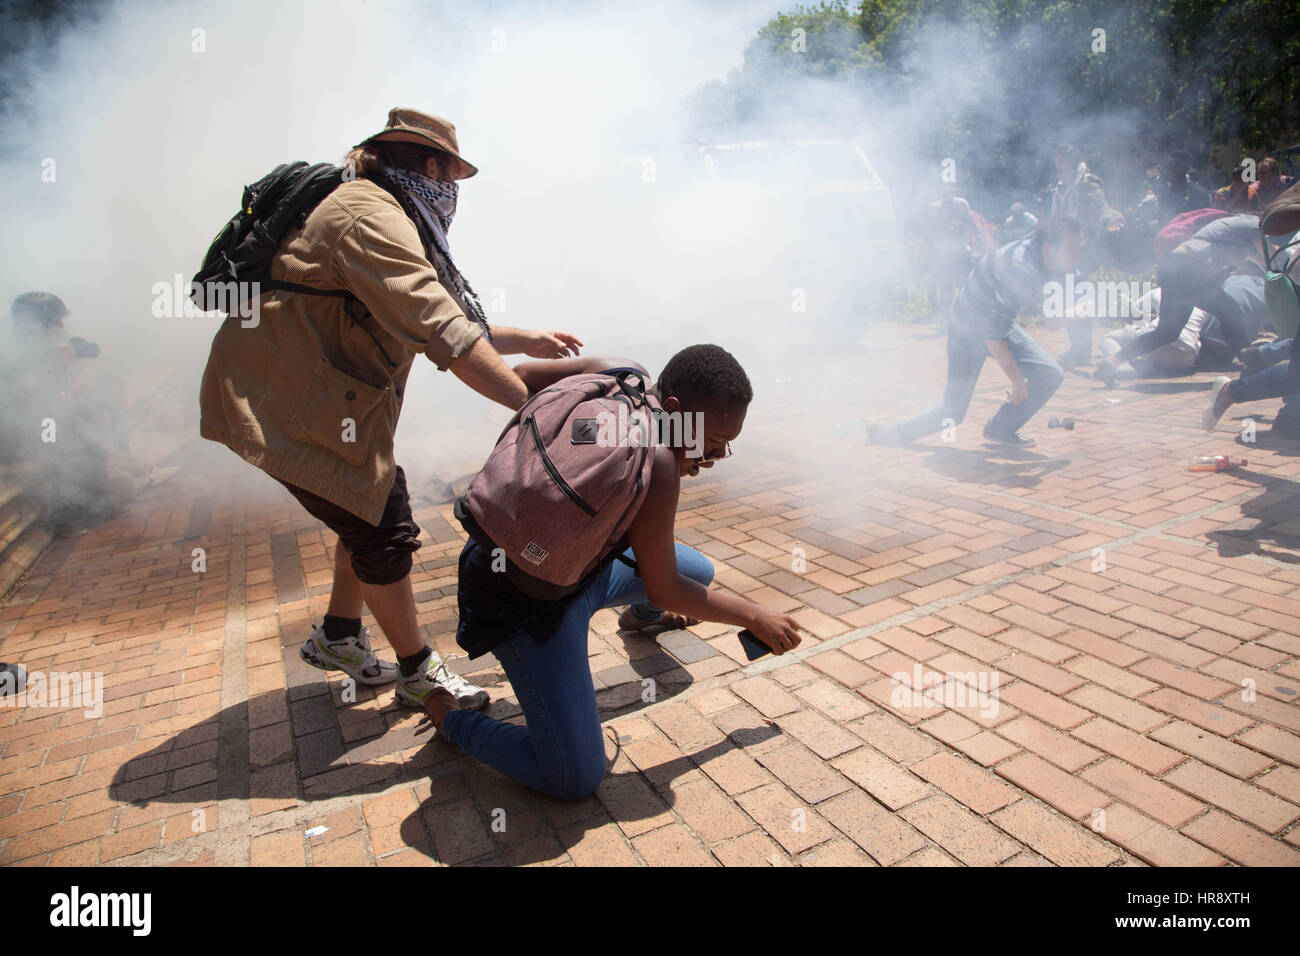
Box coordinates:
[527,414,596,517]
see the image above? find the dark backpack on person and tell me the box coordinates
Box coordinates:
[190,162,358,313]
[454,371,661,601]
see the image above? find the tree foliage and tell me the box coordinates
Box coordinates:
[692,0,1300,205]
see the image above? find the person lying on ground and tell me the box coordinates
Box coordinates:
[1095,214,1265,386]
[1099,288,1205,380]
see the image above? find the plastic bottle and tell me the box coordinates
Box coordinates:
[1188,455,1247,472]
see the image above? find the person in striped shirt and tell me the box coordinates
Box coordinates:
[869,218,1084,448]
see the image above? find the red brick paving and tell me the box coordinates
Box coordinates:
[1,324,1298,866]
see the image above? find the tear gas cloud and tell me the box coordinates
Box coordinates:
[1,0,1167,490]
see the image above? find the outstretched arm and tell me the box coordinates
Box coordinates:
[627,447,803,655]
[513,356,648,395]
[490,326,584,358]
[448,335,530,411]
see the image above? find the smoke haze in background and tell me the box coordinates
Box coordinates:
[2,0,1180,496]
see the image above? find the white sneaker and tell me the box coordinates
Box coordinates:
[1203,376,1232,431]
[300,625,398,686]
[395,651,490,711]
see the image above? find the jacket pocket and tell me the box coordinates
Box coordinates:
[285,353,391,466]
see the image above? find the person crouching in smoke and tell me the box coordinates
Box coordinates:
[2,292,115,536]
[868,218,1084,448]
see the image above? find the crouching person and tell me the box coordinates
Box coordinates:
[869,219,1081,448]
[428,346,803,800]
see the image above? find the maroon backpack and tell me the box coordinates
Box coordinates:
[1154,207,1230,259]
[454,371,661,600]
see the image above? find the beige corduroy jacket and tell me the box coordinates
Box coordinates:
[199,177,483,524]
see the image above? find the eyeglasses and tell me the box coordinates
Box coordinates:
[701,443,733,463]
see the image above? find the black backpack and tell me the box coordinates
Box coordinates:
[190,161,357,314]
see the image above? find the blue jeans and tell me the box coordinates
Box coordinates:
[441,543,715,800]
[1230,361,1293,403]
[891,323,1064,442]
[1254,338,1293,364]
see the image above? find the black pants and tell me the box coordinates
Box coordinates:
[1115,253,1246,364]
[276,466,421,585]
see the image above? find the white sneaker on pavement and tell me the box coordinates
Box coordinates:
[395,651,490,711]
[299,625,398,686]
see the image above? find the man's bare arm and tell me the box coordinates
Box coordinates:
[513,356,648,395]
[626,448,803,654]
[448,335,530,410]
[490,326,584,358]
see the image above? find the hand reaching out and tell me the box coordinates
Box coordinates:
[524,330,584,359]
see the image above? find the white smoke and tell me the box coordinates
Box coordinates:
[1,0,1174,502]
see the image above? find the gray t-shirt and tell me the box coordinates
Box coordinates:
[951,235,1078,340]
[1216,272,1269,339]
[1177,214,1260,271]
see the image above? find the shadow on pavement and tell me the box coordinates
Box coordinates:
[1126,380,1212,395]
[107,638,712,864]
[915,445,1071,488]
[1206,470,1300,562]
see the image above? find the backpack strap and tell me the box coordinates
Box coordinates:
[263,278,356,299]
[612,369,652,409]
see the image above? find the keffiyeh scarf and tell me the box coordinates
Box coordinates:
[379,164,492,338]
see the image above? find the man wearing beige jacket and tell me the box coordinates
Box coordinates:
[199,108,582,711]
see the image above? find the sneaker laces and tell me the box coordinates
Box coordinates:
[343,626,382,667]
[353,627,373,654]
[426,652,470,690]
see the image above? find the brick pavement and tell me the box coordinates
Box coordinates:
[1,324,1298,867]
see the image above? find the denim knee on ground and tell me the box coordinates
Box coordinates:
[442,543,715,800]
